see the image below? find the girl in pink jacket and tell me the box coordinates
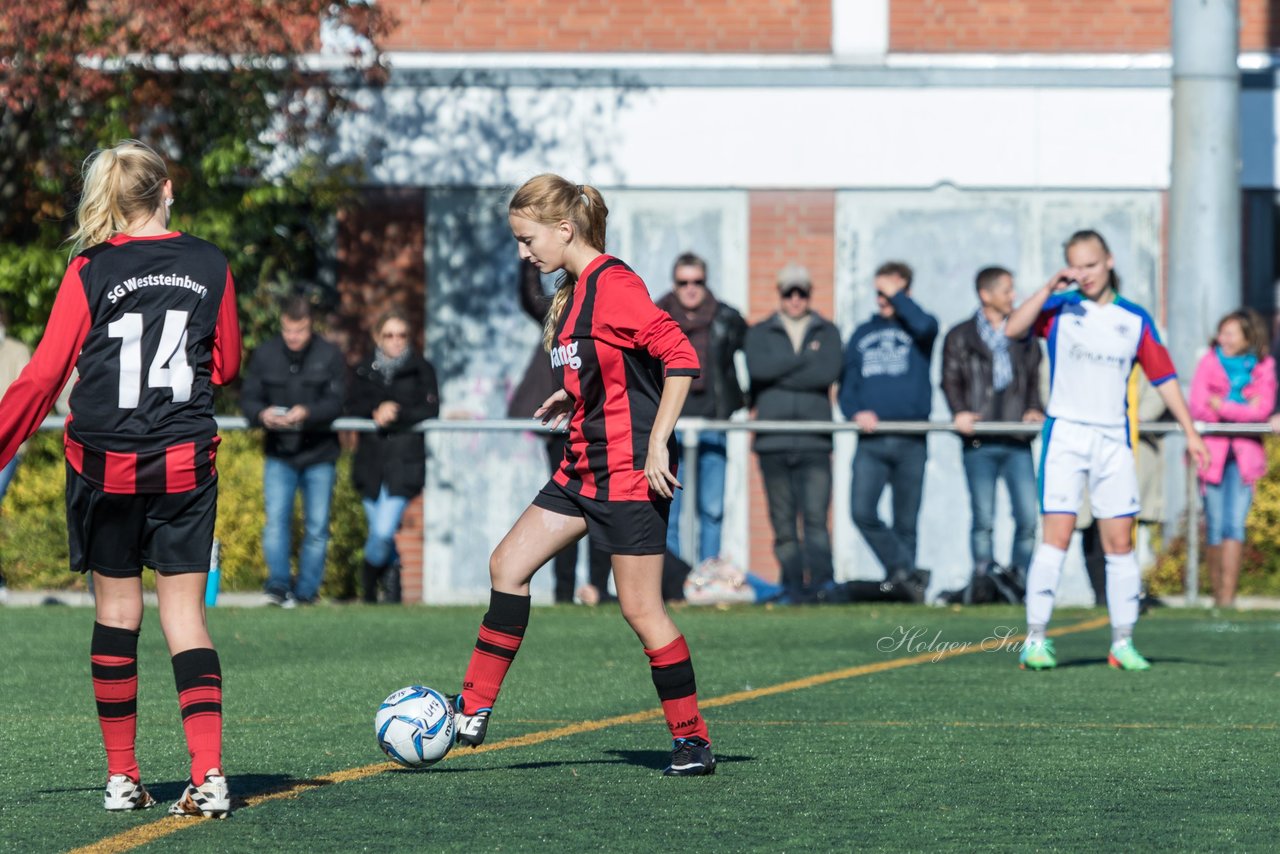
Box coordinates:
[1188,308,1276,608]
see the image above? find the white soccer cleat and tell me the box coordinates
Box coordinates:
[104,774,156,811]
[168,769,231,819]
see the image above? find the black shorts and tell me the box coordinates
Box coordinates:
[66,464,217,577]
[532,480,669,556]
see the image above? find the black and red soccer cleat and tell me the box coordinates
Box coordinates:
[663,737,716,777]
[448,694,491,748]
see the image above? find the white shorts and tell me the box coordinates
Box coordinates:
[1038,418,1140,519]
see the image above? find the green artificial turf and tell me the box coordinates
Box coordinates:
[0,604,1276,852]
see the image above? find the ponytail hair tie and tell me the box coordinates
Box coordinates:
[577,185,589,206]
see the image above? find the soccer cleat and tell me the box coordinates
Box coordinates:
[1108,639,1152,671]
[663,736,716,777]
[103,774,156,811]
[168,770,230,819]
[448,694,491,747]
[1019,638,1057,671]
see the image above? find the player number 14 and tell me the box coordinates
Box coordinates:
[106,310,194,408]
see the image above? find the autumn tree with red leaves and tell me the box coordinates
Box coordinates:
[0,0,391,347]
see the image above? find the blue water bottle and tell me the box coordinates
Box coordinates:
[205,539,221,607]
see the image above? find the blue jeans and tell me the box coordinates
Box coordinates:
[666,431,727,562]
[262,457,336,601]
[0,455,18,504]
[1203,457,1254,545]
[362,486,409,569]
[851,434,927,577]
[961,440,1039,571]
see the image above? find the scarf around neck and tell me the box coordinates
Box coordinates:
[975,308,1012,392]
[372,346,411,383]
[1215,346,1257,404]
[657,291,718,393]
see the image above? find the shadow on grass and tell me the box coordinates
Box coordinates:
[406,749,754,773]
[1055,657,1221,669]
[231,772,335,807]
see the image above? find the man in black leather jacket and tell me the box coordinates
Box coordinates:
[941,266,1043,587]
[656,251,747,563]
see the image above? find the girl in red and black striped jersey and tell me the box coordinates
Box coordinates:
[0,141,240,816]
[449,174,716,776]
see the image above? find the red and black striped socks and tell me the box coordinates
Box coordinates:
[91,622,141,782]
[460,590,530,713]
[171,648,223,785]
[645,635,710,743]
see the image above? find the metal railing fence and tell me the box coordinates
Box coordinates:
[36,415,1270,604]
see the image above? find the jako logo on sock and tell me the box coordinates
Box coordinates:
[550,342,582,370]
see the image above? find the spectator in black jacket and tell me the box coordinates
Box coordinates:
[349,308,439,604]
[744,263,843,602]
[240,297,346,606]
[656,251,747,562]
[941,266,1043,592]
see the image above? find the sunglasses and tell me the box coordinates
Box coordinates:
[781,287,810,300]
[674,278,706,288]
[381,331,409,339]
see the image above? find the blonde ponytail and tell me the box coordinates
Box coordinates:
[509,173,609,352]
[542,280,574,352]
[68,140,169,255]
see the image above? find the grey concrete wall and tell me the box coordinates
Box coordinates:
[419,187,1168,605]
[833,189,1166,603]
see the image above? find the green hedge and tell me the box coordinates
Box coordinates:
[1147,436,1280,598]
[0,431,366,597]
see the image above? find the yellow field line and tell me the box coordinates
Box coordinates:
[710,719,1279,731]
[69,615,1107,854]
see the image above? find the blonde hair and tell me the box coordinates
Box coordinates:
[68,140,169,255]
[508,174,608,351]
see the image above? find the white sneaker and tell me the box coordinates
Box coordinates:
[104,774,156,811]
[168,769,231,819]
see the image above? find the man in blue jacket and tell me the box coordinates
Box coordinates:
[839,261,938,600]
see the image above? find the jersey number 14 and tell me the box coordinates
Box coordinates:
[107,310,194,408]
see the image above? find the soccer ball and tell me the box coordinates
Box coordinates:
[375,686,455,768]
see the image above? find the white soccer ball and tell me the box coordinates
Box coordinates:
[375,686,455,768]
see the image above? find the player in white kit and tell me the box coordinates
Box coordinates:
[1004,230,1209,671]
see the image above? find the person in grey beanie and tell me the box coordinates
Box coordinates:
[744,263,842,602]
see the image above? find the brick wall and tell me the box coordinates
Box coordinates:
[1240,0,1274,51]
[745,191,837,583]
[378,0,831,52]
[336,187,429,598]
[394,495,426,602]
[376,0,1277,56]
[892,0,1276,52]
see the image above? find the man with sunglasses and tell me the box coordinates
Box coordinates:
[655,252,747,563]
[744,263,843,602]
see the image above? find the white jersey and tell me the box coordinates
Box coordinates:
[1034,292,1175,428]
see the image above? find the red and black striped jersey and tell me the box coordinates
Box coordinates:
[0,232,241,494]
[550,255,699,501]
